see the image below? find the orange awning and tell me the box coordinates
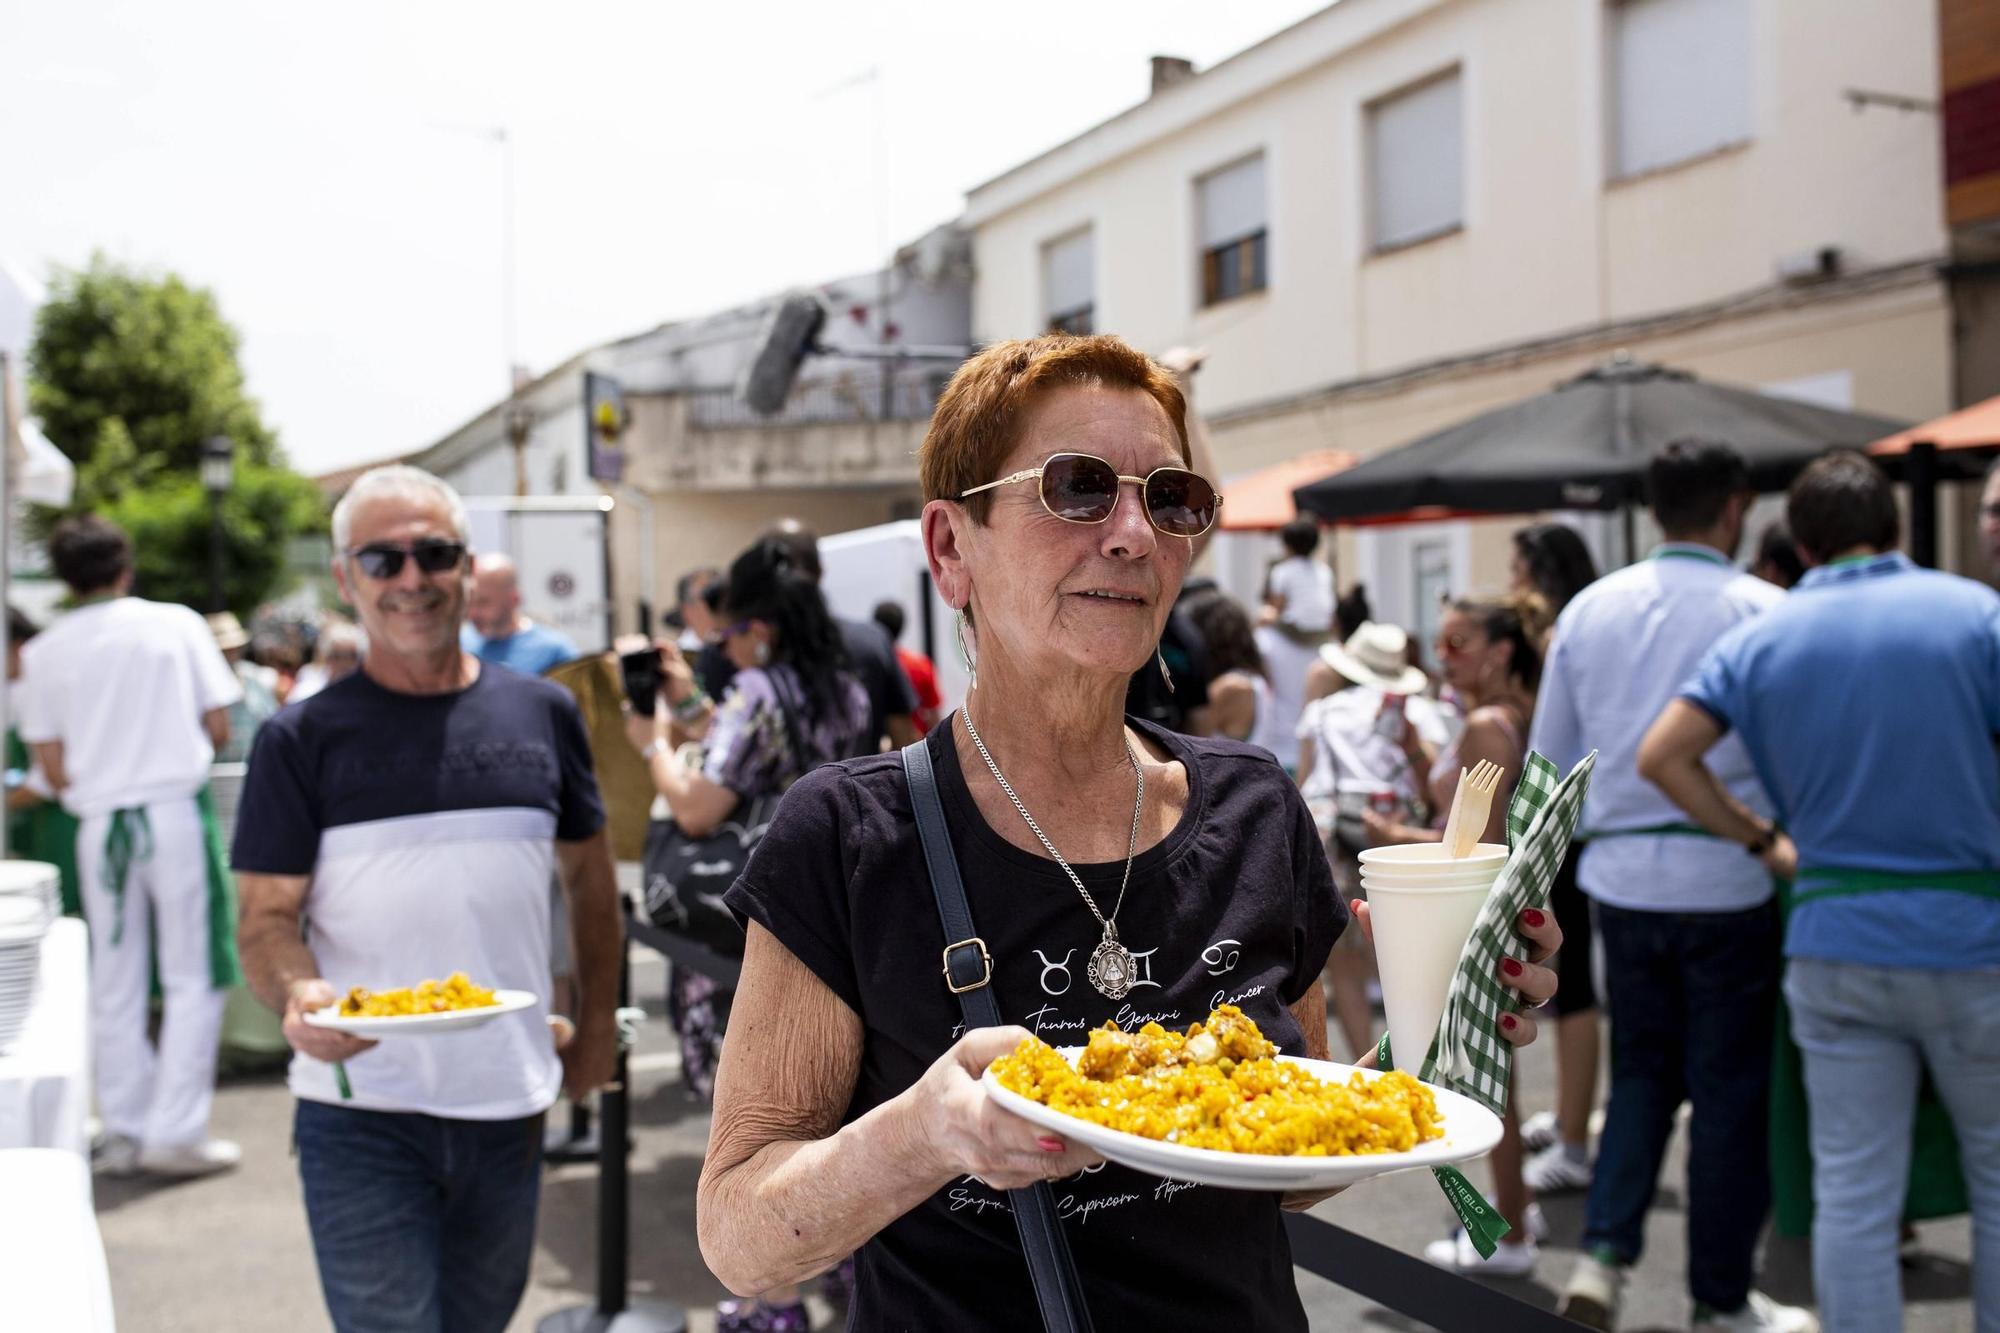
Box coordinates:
[1219,449,1360,531]
[1869,394,2000,457]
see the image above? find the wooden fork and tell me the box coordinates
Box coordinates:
[1442,760,1504,859]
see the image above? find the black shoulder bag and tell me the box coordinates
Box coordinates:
[641,672,815,956]
[901,738,1095,1333]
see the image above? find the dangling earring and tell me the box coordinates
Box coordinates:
[1157,646,1175,694]
[955,610,977,691]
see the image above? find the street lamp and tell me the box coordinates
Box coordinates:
[201,435,235,612]
[505,397,534,498]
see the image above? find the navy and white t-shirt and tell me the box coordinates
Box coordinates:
[231,664,605,1119]
[724,717,1344,1331]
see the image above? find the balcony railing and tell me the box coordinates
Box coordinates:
[687,357,962,429]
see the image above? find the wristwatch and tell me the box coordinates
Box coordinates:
[640,739,666,761]
[1744,821,1776,857]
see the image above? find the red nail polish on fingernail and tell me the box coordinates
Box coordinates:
[1038,1136,1066,1152]
[1501,958,1523,977]
[1522,909,1546,928]
[1501,1015,1519,1032]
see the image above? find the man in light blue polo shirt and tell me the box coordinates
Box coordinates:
[462,552,580,677]
[1534,440,1800,1333]
[1640,451,2000,1333]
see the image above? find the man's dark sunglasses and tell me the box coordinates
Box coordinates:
[346,539,468,580]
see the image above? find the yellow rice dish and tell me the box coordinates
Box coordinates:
[338,972,499,1018]
[990,1005,1444,1157]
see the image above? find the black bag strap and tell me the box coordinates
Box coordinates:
[901,735,1095,1333]
[764,667,820,789]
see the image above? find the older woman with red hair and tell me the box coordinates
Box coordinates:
[696,334,1563,1328]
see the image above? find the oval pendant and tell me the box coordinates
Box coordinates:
[1087,937,1135,1000]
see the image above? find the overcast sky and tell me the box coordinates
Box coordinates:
[5,0,1331,475]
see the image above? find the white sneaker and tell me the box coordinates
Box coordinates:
[1520,1109,1561,1153]
[137,1138,242,1178]
[92,1134,141,1178]
[1422,1228,1538,1277]
[1453,1198,1547,1242]
[1557,1254,1625,1331]
[1692,1291,1819,1333]
[1523,1141,1595,1193]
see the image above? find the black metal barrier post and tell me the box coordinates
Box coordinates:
[538,899,687,1333]
[614,903,1568,1331]
[1284,1212,1581,1332]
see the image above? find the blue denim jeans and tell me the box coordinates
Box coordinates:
[1583,899,1781,1310]
[1785,958,2000,1333]
[294,1099,546,1333]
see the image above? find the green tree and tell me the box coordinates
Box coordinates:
[97,466,325,619]
[29,255,277,472]
[26,254,325,615]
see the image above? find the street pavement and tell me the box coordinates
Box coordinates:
[95,950,1977,1332]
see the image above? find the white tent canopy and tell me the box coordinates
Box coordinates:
[1,257,74,507]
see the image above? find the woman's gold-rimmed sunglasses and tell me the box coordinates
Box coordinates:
[957,451,1222,538]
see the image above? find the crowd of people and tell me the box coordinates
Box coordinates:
[4,332,1994,1333]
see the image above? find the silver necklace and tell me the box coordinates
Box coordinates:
[961,706,1145,1000]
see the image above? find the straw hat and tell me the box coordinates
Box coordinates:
[1320,621,1428,695]
[206,611,249,652]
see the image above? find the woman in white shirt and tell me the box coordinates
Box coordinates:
[1255,518,1336,764]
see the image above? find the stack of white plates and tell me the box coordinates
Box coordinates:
[0,894,51,1053]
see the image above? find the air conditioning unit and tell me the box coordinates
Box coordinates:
[1776,247,1842,285]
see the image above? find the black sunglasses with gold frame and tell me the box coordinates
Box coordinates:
[957,451,1222,538]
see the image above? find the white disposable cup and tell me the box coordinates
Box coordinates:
[1364,856,1505,1073]
[1362,869,1497,892]
[1358,842,1509,874]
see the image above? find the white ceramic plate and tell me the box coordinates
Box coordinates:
[982,1050,1503,1192]
[303,989,536,1036]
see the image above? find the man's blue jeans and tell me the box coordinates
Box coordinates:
[295,1099,545,1333]
[1582,899,1781,1311]
[1785,958,2000,1333]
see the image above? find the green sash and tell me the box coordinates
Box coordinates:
[99,789,242,991]
[6,729,82,917]
[1792,866,2000,907]
[1576,821,1717,843]
[1769,871,1968,1235]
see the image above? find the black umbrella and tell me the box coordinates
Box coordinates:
[1292,355,1909,521]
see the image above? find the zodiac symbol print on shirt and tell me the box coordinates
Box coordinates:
[1035,948,1077,996]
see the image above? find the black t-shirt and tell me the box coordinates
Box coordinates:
[230,664,605,873]
[838,615,918,748]
[725,717,1345,1332]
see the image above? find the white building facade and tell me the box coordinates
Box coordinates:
[963,0,1955,633]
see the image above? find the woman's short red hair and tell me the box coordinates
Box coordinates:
[918,334,1189,523]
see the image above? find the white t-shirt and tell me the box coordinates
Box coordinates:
[16,597,242,818]
[1267,556,1335,633]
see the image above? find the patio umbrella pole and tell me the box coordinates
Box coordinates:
[1908,440,1938,568]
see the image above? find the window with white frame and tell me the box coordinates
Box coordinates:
[1042,228,1094,335]
[1368,68,1464,251]
[1609,0,1751,179]
[1196,153,1268,306]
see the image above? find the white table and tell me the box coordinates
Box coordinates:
[0,1147,117,1331]
[0,917,90,1154]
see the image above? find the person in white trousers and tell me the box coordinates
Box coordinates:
[17,515,244,1177]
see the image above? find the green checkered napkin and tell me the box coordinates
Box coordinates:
[1373,750,1596,1256]
[1420,749,1594,1113]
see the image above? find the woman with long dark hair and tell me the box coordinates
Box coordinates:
[1367,591,1551,1276]
[625,537,869,1333]
[1511,521,1606,1205]
[1512,523,1600,624]
[1180,588,1282,757]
